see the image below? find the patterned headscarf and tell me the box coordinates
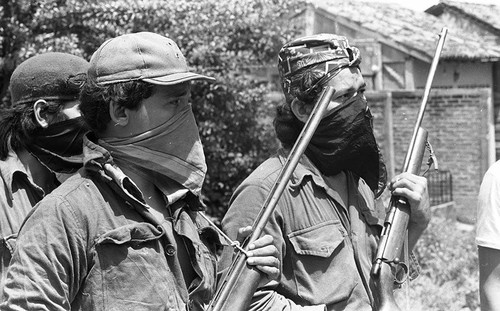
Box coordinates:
[276,34,387,196]
[278,33,361,104]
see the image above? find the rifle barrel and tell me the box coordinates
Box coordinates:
[402,27,447,172]
[206,86,336,311]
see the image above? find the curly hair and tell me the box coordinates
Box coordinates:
[274,65,330,149]
[0,101,64,160]
[273,99,306,150]
[79,79,154,134]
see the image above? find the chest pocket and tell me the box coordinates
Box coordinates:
[287,220,359,305]
[78,223,186,311]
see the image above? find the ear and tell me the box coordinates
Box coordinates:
[33,100,50,128]
[290,99,313,123]
[108,101,129,127]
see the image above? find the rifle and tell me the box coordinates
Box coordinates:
[371,27,448,310]
[206,86,336,311]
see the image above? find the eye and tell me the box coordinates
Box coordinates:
[338,91,356,102]
[165,94,190,108]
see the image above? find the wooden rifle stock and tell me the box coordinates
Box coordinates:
[206,86,336,311]
[371,28,448,311]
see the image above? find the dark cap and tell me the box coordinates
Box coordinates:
[277,33,361,103]
[88,32,215,86]
[10,52,90,106]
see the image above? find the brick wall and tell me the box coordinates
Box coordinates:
[366,88,492,220]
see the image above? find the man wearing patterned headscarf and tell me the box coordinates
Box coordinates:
[221,34,431,310]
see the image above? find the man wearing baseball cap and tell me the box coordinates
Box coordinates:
[0,52,89,294]
[1,32,279,310]
[221,34,431,310]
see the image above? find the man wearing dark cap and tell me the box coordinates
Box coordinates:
[221,34,431,310]
[0,52,89,293]
[1,32,279,310]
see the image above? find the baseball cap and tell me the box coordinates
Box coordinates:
[10,52,89,106]
[277,33,361,103]
[89,32,215,86]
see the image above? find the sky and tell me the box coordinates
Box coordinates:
[357,0,499,11]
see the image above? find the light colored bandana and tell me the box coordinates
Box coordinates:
[99,103,207,197]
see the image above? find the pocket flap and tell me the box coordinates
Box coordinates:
[96,223,164,245]
[288,220,347,258]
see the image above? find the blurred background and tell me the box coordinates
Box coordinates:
[2,0,499,309]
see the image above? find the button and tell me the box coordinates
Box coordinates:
[165,244,176,256]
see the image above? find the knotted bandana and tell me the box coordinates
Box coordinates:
[26,116,89,174]
[305,93,386,193]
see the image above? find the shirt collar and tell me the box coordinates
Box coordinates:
[277,148,347,210]
[0,150,42,200]
[277,148,384,226]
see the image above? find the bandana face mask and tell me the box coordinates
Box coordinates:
[305,93,386,193]
[99,100,207,197]
[26,116,89,174]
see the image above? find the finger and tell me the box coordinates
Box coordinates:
[236,226,253,243]
[246,244,278,258]
[248,234,274,250]
[391,187,422,204]
[401,173,427,188]
[247,255,280,281]
[253,266,280,281]
[392,177,426,194]
[391,173,426,188]
[247,254,279,266]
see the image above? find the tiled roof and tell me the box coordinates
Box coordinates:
[434,0,500,32]
[307,0,500,61]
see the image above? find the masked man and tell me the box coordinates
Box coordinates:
[0,52,89,293]
[1,32,279,310]
[221,34,431,310]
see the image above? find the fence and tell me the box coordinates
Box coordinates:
[427,170,453,206]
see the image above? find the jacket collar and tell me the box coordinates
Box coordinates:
[277,148,347,210]
[276,148,383,227]
[0,150,44,200]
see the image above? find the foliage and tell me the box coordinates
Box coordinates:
[398,217,479,311]
[0,0,306,219]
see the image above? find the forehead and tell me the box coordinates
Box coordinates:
[325,67,365,92]
[153,82,190,97]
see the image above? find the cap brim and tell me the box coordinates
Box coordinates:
[142,72,215,85]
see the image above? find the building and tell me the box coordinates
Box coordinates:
[288,0,500,220]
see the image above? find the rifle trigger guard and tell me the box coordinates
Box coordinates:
[393,261,409,285]
[379,258,409,285]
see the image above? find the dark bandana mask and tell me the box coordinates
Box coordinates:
[305,93,387,193]
[26,116,89,174]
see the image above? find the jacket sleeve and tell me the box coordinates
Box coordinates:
[220,182,326,311]
[0,195,88,310]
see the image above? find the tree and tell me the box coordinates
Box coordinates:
[0,0,305,220]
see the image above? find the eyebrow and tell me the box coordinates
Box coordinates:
[343,83,365,95]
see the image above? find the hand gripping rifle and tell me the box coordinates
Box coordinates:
[371,27,448,310]
[205,86,336,311]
